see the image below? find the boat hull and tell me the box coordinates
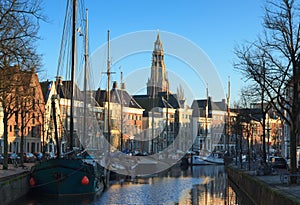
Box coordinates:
[30,158,104,196]
[191,156,214,165]
[203,157,224,165]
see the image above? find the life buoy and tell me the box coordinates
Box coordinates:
[81,176,89,185]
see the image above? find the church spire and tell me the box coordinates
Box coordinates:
[147,32,169,97]
[154,31,163,52]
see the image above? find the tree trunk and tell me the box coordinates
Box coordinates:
[2,110,8,170]
[290,80,298,183]
[261,99,267,166]
[20,108,25,165]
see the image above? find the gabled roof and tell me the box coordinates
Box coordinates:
[191,97,228,117]
[133,92,179,113]
[110,87,142,109]
[211,100,227,111]
[231,108,263,122]
[94,89,107,107]
[41,79,94,104]
[56,80,82,100]
[40,81,52,103]
[191,98,211,118]
[94,86,143,109]
[193,99,211,110]
[7,67,44,102]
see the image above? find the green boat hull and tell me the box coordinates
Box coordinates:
[30,158,104,196]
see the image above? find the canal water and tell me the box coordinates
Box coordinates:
[10,165,249,205]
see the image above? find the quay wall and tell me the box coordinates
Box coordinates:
[0,171,30,205]
[227,166,299,205]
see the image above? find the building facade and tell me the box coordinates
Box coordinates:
[0,67,44,154]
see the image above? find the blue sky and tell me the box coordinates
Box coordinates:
[38,0,265,105]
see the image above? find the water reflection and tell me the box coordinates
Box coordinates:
[10,165,241,205]
[9,193,101,205]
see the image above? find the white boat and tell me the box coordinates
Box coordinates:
[191,155,214,165]
[204,152,224,164]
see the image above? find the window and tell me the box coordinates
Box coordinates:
[32,113,35,124]
[32,87,35,96]
[62,107,66,114]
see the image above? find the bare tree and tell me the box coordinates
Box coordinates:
[0,66,24,169]
[237,84,273,168]
[0,0,45,70]
[234,0,300,182]
[0,0,45,169]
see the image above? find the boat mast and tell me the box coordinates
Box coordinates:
[120,67,123,151]
[83,8,88,150]
[226,76,231,154]
[151,81,155,153]
[107,30,111,149]
[52,99,60,157]
[151,61,156,153]
[205,84,208,152]
[70,0,77,151]
[166,89,169,147]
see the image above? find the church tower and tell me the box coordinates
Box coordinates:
[147,33,170,97]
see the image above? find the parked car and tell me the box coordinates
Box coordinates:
[43,152,56,159]
[271,156,287,168]
[22,152,36,163]
[34,152,43,161]
[8,152,21,164]
[266,155,274,163]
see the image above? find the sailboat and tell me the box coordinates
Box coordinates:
[202,80,231,165]
[29,0,104,196]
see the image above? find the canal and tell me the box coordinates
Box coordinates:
[9,165,252,205]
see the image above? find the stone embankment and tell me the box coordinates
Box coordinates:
[0,164,33,205]
[227,165,300,205]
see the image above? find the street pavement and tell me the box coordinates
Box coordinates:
[256,174,300,202]
[230,160,300,204]
[0,163,34,181]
